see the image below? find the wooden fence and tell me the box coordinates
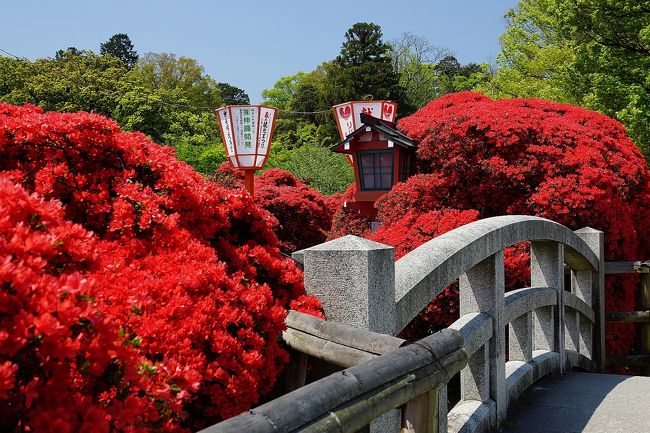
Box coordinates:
[604,260,650,373]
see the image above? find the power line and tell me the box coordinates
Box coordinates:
[0,48,331,118]
[0,48,27,60]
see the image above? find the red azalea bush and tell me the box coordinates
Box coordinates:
[333,92,650,354]
[213,163,336,253]
[255,169,335,253]
[0,177,174,433]
[0,103,321,432]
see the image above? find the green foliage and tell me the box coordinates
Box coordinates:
[0,51,128,116]
[100,33,139,68]
[482,0,650,159]
[217,82,249,105]
[478,0,573,101]
[262,73,306,110]
[325,23,406,110]
[262,69,339,147]
[131,53,223,109]
[173,140,226,174]
[55,47,81,59]
[0,50,231,173]
[265,144,353,195]
[121,54,224,147]
[390,34,492,111]
[390,33,448,109]
[560,0,650,157]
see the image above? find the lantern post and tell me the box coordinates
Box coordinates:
[244,170,255,195]
[215,105,278,197]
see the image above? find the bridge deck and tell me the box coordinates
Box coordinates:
[501,372,650,433]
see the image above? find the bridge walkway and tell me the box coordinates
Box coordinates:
[501,372,650,433]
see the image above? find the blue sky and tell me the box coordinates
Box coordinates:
[1,0,518,103]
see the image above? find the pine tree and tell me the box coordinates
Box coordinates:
[325,23,406,110]
[100,33,139,68]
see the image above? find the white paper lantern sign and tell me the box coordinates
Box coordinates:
[332,100,397,140]
[216,105,277,169]
[216,105,277,195]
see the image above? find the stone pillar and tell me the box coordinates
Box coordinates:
[438,383,448,433]
[509,312,533,362]
[459,251,506,423]
[297,235,399,432]
[530,241,565,373]
[571,270,593,358]
[574,228,605,372]
[298,235,396,334]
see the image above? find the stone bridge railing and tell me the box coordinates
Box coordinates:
[204,216,605,433]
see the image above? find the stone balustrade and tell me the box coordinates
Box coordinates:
[206,216,605,433]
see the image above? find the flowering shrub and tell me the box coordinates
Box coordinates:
[0,103,321,431]
[333,93,650,355]
[0,176,176,433]
[213,163,336,253]
[255,169,335,252]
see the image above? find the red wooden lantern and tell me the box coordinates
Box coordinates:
[216,105,277,195]
[331,111,417,218]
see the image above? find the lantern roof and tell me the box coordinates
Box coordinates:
[331,113,417,154]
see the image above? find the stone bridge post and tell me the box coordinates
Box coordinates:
[574,227,605,372]
[295,235,400,432]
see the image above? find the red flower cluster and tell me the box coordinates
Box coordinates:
[255,169,335,253]
[0,103,321,431]
[0,176,171,433]
[214,163,337,254]
[333,93,650,353]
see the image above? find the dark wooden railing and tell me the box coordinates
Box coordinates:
[604,260,650,373]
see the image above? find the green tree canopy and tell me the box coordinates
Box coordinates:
[261,72,305,110]
[217,82,250,105]
[324,22,406,111]
[390,33,492,110]
[100,33,139,68]
[390,33,449,109]
[0,51,228,173]
[55,47,81,59]
[0,51,128,116]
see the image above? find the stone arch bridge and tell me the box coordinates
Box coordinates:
[205,216,650,433]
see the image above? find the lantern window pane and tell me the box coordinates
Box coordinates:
[239,155,255,166]
[358,150,394,191]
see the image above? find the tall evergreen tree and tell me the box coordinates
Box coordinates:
[100,33,139,68]
[217,82,250,105]
[325,23,407,111]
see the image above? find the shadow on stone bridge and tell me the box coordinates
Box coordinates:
[502,372,650,433]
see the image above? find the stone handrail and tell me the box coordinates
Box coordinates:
[293,216,604,432]
[203,329,466,433]
[394,216,599,331]
[205,216,605,433]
